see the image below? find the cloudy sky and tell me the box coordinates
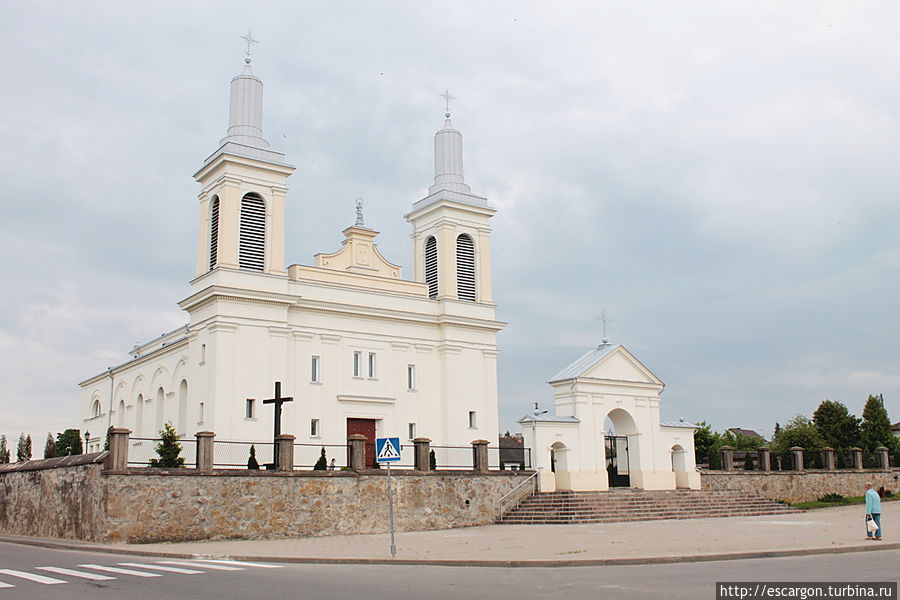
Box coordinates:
[2,1,899,447]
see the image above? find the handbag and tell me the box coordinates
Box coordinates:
[866,514,879,533]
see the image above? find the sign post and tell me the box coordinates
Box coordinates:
[376,437,401,558]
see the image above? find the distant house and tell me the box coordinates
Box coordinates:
[499,434,526,470]
[727,428,765,442]
[892,422,900,438]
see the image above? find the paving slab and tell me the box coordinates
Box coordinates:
[1,502,897,566]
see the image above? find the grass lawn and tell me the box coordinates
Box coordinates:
[790,495,897,510]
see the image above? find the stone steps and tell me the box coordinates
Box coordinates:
[498,489,803,525]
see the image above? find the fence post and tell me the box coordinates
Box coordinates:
[851,447,864,470]
[757,446,771,472]
[195,431,215,472]
[472,439,489,472]
[790,446,805,471]
[876,446,890,470]
[275,435,295,471]
[105,428,131,471]
[413,437,432,471]
[348,434,367,471]
[719,446,735,471]
[821,447,835,470]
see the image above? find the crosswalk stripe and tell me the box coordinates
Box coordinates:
[0,581,13,588]
[78,564,162,577]
[192,559,282,569]
[37,566,116,581]
[119,562,202,574]
[0,569,66,584]
[157,560,244,571]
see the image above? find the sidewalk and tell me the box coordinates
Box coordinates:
[3,502,898,567]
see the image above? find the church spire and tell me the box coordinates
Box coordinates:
[428,90,470,195]
[219,31,269,150]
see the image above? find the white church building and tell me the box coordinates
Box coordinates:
[80,50,698,489]
[80,54,503,467]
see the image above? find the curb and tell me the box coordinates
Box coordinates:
[1,534,899,568]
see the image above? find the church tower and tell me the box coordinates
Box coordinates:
[192,50,295,280]
[405,103,496,304]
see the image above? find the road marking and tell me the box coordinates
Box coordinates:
[157,560,245,571]
[192,559,282,568]
[0,569,66,584]
[78,564,162,577]
[37,566,116,581]
[119,562,203,574]
[0,581,13,588]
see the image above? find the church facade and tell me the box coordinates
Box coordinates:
[80,56,504,466]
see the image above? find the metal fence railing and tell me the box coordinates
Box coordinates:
[128,437,197,468]
[213,440,273,469]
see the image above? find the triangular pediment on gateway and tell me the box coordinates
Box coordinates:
[549,344,663,386]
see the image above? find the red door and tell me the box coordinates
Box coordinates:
[347,418,377,468]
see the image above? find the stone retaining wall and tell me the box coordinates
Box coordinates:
[701,469,900,502]
[0,458,529,543]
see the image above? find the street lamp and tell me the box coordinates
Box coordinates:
[84,430,90,454]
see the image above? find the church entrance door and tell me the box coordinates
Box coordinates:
[347,418,377,468]
[605,435,630,487]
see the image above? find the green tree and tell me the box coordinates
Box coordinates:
[812,399,861,450]
[313,447,328,470]
[693,421,722,463]
[860,394,897,452]
[148,423,185,468]
[771,415,824,453]
[43,432,56,459]
[720,430,764,452]
[16,434,32,462]
[0,435,9,463]
[55,429,82,456]
[247,444,260,470]
[429,449,437,470]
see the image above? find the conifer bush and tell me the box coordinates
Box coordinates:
[314,447,328,470]
[247,444,260,470]
[429,449,437,470]
[149,423,185,468]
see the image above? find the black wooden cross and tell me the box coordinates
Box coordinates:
[262,381,293,468]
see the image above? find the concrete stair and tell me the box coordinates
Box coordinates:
[498,489,804,524]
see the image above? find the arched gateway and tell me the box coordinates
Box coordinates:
[519,343,700,492]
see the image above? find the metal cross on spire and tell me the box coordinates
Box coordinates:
[240,30,259,63]
[596,308,613,345]
[441,88,455,118]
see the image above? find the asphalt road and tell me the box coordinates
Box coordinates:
[0,542,897,599]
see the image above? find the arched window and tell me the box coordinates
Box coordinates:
[209,195,220,270]
[456,234,476,301]
[91,399,102,418]
[117,399,126,427]
[424,236,438,299]
[239,193,266,271]
[135,393,144,437]
[178,379,188,434]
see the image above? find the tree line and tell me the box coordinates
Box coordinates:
[0,429,88,464]
[695,394,897,465]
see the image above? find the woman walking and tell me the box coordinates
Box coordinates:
[865,482,882,541]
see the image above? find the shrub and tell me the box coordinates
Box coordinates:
[818,493,846,503]
[314,447,328,470]
[148,423,185,468]
[743,452,755,471]
[247,445,260,470]
[429,449,437,470]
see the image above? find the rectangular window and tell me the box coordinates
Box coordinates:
[408,422,416,440]
[200,343,206,364]
[468,411,477,429]
[407,364,416,390]
[311,356,320,383]
[353,351,362,377]
[310,418,320,437]
[245,398,256,419]
[368,352,377,378]
[198,402,205,424]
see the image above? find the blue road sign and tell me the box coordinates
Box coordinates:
[376,437,401,462]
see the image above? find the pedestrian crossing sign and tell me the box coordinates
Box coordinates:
[376,437,401,462]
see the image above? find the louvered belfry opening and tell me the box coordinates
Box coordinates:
[209,196,220,270]
[425,236,438,299]
[456,234,476,301]
[239,193,266,271]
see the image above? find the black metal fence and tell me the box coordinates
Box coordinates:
[705,447,897,471]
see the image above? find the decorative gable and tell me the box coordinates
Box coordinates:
[314,226,401,279]
[549,344,663,386]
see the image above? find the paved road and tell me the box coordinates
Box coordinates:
[0,542,897,599]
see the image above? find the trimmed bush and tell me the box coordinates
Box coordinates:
[314,447,328,470]
[247,445,260,470]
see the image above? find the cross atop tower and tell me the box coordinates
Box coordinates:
[596,308,612,345]
[240,30,259,63]
[441,88,455,118]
